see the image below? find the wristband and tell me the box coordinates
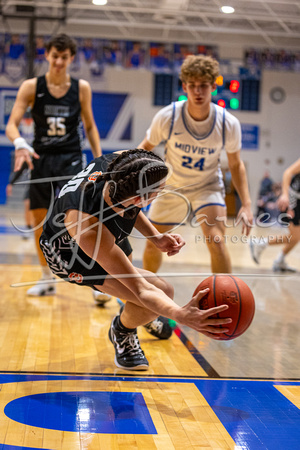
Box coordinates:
[13,137,34,154]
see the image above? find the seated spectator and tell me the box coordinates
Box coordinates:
[5,34,25,59]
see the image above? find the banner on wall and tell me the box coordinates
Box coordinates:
[0,87,18,135]
[0,33,219,82]
[241,124,259,150]
[0,87,133,142]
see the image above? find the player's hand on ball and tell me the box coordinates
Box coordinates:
[176,288,232,334]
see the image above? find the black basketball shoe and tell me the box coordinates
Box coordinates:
[109,316,149,371]
[144,316,174,340]
[119,303,174,340]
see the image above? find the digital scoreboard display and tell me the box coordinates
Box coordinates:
[173,67,261,111]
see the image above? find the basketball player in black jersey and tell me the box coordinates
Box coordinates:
[6,34,102,297]
[40,149,232,370]
[250,157,300,272]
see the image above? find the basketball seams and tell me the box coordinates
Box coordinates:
[227,275,242,338]
[214,275,225,336]
[213,275,217,308]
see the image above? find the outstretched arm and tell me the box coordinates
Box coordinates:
[138,137,155,151]
[64,209,231,334]
[5,79,39,171]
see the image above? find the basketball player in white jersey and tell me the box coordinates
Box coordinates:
[139,55,253,274]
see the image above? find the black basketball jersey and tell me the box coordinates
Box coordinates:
[31,75,83,154]
[42,153,140,248]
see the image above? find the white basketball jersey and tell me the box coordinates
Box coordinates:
[147,101,241,190]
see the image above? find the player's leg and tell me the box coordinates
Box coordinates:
[93,238,134,306]
[100,268,174,370]
[281,224,300,254]
[31,207,48,264]
[272,223,299,272]
[24,198,32,225]
[143,189,190,272]
[196,204,232,273]
[27,207,57,296]
[114,244,174,339]
[273,201,300,272]
[251,200,300,271]
[142,190,190,337]
[22,199,33,240]
[250,234,294,265]
[101,268,174,326]
[27,157,57,296]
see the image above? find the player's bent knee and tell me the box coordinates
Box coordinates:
[205,234,227,253]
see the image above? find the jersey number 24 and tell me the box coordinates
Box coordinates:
[182,156,205,171]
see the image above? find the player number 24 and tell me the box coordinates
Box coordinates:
[182,156,205,171]
[47,117,66,136]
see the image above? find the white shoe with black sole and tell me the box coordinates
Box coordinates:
[93,290,112,306]
[27,280,56,296]
[272,260,297,273]
[250,237,267,264]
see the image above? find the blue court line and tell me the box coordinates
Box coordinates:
[195,379,300,450]
[0,446,50,450]
[0,374,299,450]
[174,327,220,378]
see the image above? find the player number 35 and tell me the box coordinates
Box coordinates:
[47,117,66,136]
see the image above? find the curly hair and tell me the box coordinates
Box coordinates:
[93,149,168,209]
[180,54,219,84]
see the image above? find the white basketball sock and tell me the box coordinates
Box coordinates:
[274,251,285,264]
[41,265,54,280]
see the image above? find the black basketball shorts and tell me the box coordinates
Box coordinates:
[290,198,300,226]
[40,233,133,287]
[29,152,86,210]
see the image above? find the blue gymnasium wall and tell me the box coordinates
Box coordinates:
[0,146,12,203]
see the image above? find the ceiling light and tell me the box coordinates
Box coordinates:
[220,6,235,14]
[92,0,107,5]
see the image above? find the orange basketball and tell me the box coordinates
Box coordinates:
[193,275,255,340]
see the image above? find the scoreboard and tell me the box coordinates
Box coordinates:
[211,75,241,110]
[173,67,261,111]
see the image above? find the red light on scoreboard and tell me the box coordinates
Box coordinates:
[217,99,226,108]
[229,80,240,93]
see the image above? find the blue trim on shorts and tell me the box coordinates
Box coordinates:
[150,219,186,226]
[193,202,226,215]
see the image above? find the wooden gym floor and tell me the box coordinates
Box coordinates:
[0,205,299,449]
